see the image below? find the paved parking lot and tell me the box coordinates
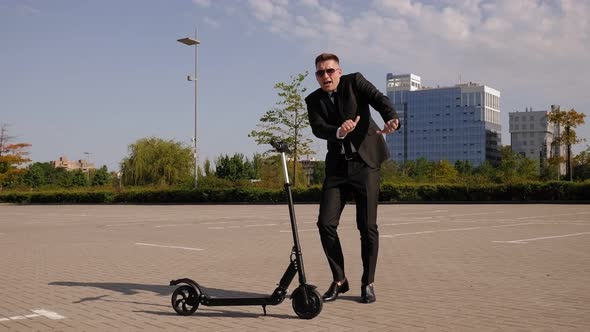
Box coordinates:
[0,203,589,331]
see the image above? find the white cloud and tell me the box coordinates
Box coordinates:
[231,0,589,143]
[192,0,211,8]
[244,0,588,80]
[203,16,219,28]
[247,0,285,21]
[16,4,41,16]
[300,0,320,8]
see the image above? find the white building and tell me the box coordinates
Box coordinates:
[509,105,566,174]
[51,156,95,172]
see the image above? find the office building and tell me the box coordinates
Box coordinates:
[385,73,502,166]
[509,105,566,174]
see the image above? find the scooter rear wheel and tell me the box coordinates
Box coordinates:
[171,285,199,316]
[291,286,323,319]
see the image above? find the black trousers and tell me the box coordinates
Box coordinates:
[317,154,380,285]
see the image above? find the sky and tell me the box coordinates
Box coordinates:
[1,0,589,171]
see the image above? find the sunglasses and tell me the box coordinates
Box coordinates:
[315,68,338,77]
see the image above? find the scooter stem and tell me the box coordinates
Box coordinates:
[280,151,307,285]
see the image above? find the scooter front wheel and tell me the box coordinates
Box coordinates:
[291,286,323,319]
[171,285,199,316]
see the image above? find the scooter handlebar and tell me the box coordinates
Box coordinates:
[270,140,291,154]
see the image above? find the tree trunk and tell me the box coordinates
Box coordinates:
[566,126,572,181]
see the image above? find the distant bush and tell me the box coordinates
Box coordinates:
[0,182,588,204]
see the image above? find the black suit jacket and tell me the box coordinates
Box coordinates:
[305,72,399,169]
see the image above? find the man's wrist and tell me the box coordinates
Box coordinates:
[337,127,347,139]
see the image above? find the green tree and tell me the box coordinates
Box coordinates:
[51,167,74,187]
[413,157,431,181]
[496,146,539,183]
[249,72,314,187]
[120,137,193,186]
[257,155,282,189]
[203,158,214,177]
[543,155,564,181]
[0,124,31,189]
[23,162,47,188]
[71,169,89,187]
[380,160,400,183]
[548,107,586,181]
[516,157,539,181]
[90,166,111,186]
[26,163,74,188]
[215,153,255,181]
[573,146,590,181]
[251,153,263,180]
[311,160,325,185]
[454,160,473,176]
[496,146,519,182]
[473,161,496,183]
[430,160,458,182]
[399,160,416,181]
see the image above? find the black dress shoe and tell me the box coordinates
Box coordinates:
[360,284,376,303]
[322,279,349,302]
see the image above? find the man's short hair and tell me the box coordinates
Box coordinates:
[315,53,340,66]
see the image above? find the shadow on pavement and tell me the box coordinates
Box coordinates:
[136,308,295,319]
[49,280,299,319]
[49,281,272,298]
[49,281,171,296]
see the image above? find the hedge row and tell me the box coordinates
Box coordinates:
[0,182,588,204]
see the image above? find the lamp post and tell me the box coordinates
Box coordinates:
[83,151,91,172]
[177,31,200,189]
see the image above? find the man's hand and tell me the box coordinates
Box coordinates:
[376,119,399,135]
[339,116,360,138]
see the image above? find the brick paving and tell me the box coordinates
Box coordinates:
[0,203,589,331]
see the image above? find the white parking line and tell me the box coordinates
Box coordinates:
[383,220,441,226]
[449,212,505,218]
[154,223,193,228]
[135,243,204,251]
[0,309,65,322]
[380,222,537,238]
[31,309,66,320]
[399,210,447,216]
[244,223,277,228]
[280,226,353,233]
[516,211,590,220]
[24,314,40,318]
[104,222,146,227]
[281,229,315,233]
[493,232,590,244]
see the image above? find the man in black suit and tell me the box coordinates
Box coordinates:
[305,53,399,304]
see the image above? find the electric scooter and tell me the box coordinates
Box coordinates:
[169,141,323,319]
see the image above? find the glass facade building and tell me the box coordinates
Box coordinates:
[385,74,502,166]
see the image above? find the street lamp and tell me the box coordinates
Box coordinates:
[177,32,200,189]
[83,151,92,172]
